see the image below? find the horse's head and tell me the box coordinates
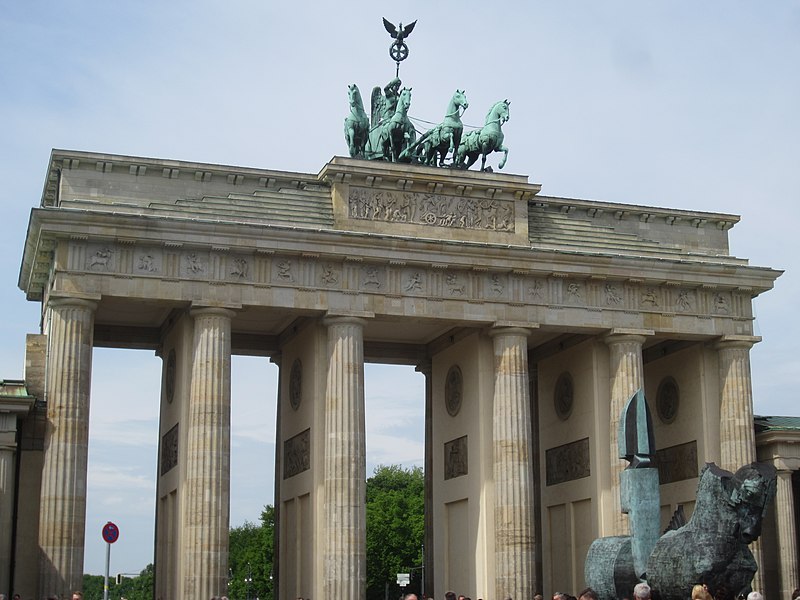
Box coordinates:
[348,84,363,109]
[397,87,412,113]
[485,99,510,125]
[453,89,469,111]
[728,462,777,544]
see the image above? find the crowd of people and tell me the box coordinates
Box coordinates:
[407,584,800,600]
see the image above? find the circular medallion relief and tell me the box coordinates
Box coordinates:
[656,376,679,424]
[554,371,574,421]
[165,349,176,404]
[445,365,463,417]
[289,359,302,411]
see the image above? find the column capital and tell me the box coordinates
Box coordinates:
[189,305,239,320]
[603,328,653,346]
[714,334,762,351]
[322,313,371,328]
[488,325,533,339]
[48,295,99,311]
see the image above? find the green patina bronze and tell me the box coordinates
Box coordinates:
[402,89,469,167]
[455,99,510,171]
[344,84,369,159]
[585,389,777,600]
[342,19,512,171]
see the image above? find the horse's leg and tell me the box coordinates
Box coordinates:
[498,145,509,169]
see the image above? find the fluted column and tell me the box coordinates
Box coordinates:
[716,335,763,590]
[491,327,534,600]
[416,359,434,599]
[604,330,649,536]
[323,316,367,600]
[0,415,17,595]
[38,297,96,598]
[774,469,799,599]
[716,336,759,471]
[182,307,235,599]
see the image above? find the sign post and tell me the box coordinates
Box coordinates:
[102,521,120,600]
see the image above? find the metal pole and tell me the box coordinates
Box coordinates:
[103,541,111,600]
[420,543,424,598]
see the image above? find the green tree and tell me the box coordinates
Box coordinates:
[82,563,153,600]
[366,464,425,600]
[228,504,276,600]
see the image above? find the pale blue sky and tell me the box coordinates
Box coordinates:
[2,0,798,575]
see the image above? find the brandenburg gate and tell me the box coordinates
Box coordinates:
[10,149,788,599]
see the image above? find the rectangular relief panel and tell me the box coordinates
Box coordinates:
[545,438,590,486]
[656,440,698,484]
[160,423,179,476]
[444,435,468,480]
[283,428,311,479]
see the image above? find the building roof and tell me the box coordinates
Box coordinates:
[754,415,800,433]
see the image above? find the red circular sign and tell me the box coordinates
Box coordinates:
[102,521,120,544]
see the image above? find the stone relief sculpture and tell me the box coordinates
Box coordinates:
[230,257,248,279]
[362,266,382,288]
[320,264,339,285]
[585,389,777,600]
[676,290,692,311]
[444,435,468,480]
[185,253,205,274]
[138,254,157,272]
[276,260,292,281]
[605,284,623,305]
[348,187,515,231]
[88,247,113,270]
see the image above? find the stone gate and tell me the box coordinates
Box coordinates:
[10,150,786,599]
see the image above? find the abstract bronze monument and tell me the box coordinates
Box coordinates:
[585,389,777,600]
[343,19,511,171]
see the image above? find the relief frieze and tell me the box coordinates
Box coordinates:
[656,440,698,484]
[444,435,468,480]
[348,186,514,232]
[87,246,115,271]
[604,283,623,306]
[65,241,745,324]
[320,263,340,286]
[546,437,590,486]
[182,252,207,277]
[136,252,160,273]
[160,423,179,476]
[283,428,311,479]
[361,265,383,290]
[229,256,250,280]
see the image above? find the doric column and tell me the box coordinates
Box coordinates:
[715,335,762,590]
[774,469,798,600]
[490,327,534,600]
[182,307,235,599]
[716,336,759,471]
[416,359,433,599]
[323,316,367,600]
[604,329,650,536]
[38,297,97,598]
